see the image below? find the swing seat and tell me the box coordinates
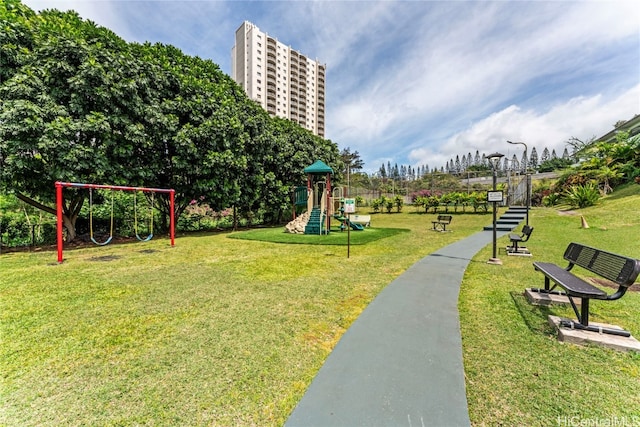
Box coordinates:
[90,235,113,246]
[89,188,115,246]
[135,233,153,242]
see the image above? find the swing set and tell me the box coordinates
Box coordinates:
[55,182,176,263]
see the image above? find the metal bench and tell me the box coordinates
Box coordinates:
[431,214,452,231]
[350,215,371,227]
[532,242,640,337]
[507,225,533,254]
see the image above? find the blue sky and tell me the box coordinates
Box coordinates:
[23,0,640,173]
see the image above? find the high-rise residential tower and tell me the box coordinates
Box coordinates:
[231,21,326,137]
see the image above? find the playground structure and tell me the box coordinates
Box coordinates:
[286,160,365,234]
[55,182,176,263]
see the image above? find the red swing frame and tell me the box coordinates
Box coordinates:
[55,182,175,263]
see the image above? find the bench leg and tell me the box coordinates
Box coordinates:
[567,296,590,327]
[559,296,632,337]
[580,297,589,326]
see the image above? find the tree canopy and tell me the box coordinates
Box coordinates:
[0,0,340,239]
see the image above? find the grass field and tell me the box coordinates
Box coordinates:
[460,184,640,425]
[1,185,639,426]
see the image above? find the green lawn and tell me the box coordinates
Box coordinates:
[1,186,639,426]
[1,210,487,426]
[460,183,640,425]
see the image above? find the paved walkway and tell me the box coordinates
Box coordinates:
[286,230,508,427]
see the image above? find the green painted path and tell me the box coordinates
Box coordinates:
[286,230,508,426]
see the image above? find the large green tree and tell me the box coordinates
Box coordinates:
[1,1,341,239]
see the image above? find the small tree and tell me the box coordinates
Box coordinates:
[393,195,403,213]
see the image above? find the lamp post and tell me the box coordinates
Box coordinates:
[487,152,504,265]
[507,140,529,226]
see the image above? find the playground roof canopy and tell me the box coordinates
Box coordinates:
[304,160,334,175]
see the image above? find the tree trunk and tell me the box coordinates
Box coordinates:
[62,214,77,241]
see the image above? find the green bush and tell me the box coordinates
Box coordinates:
[393,195,404,213]
[0,194,57,247]
[542,193,561,207]
[564,182,600,208]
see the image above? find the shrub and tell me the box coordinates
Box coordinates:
[393,195,404,213]
[371,199,381,213]
[564,183,601,208]
[542,193,561,207]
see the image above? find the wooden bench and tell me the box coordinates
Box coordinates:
[431,214,452,231]
[350,215,371,227]
[532,242,640,337]
[507,225,533,254]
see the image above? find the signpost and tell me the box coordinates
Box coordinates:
[486,152,505,265]
[344,198,355,258]
[487,191,503,203]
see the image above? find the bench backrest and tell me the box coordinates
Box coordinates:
[564,242,640,288]
[521,225,533,240]
[438,215,452,222]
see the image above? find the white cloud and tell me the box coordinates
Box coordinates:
[20,0,640,173]
[409,84,640,169]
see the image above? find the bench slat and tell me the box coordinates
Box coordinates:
[533,262,607,298]
[564,242,640,287]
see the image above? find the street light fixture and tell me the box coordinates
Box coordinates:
[487,152,504,265]
[507,140,530,226]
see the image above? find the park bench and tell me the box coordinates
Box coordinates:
[350,214,371,227]
[531,242,640,337]
[507,225,533,254]
[432,214,452,231]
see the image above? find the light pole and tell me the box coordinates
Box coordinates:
[507,140,529,226]
[487,152,504,265]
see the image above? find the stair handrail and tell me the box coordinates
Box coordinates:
[320,189,328,235]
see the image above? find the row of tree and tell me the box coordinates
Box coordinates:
[377,146,574,182]
[0,1,341,240]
